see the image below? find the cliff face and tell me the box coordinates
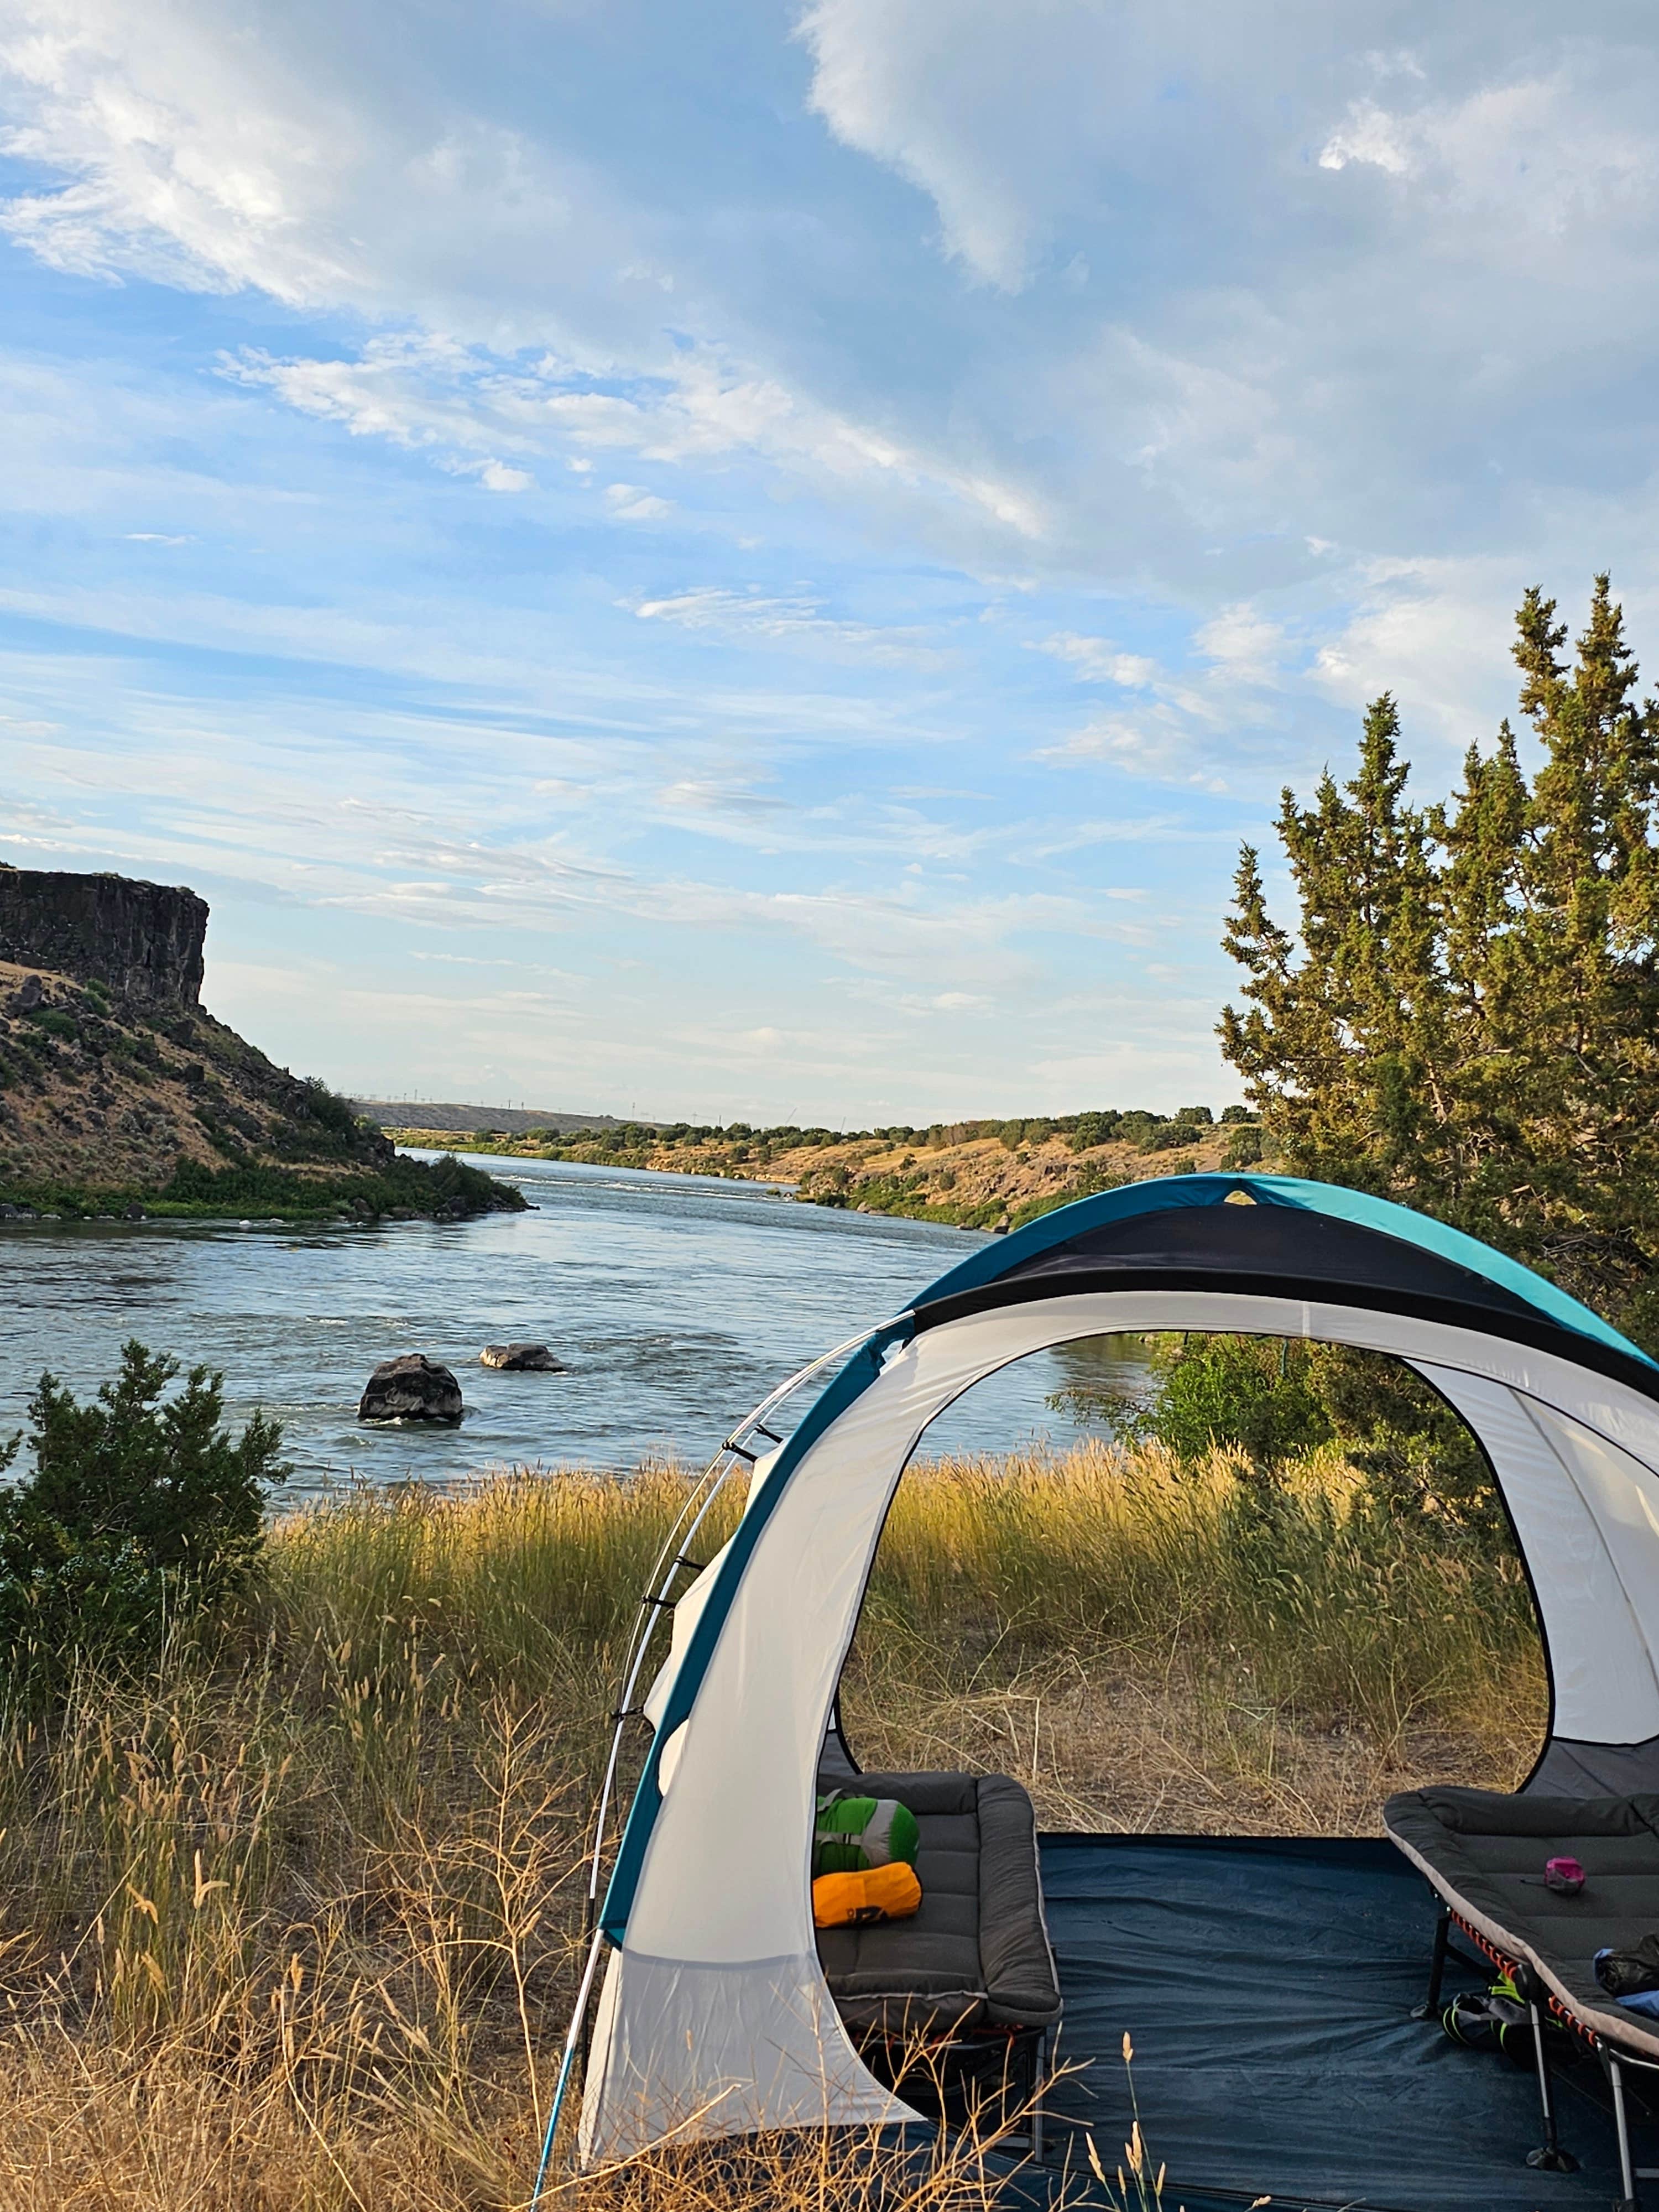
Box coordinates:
[0,868,524,1218]
[0,868,207,1008]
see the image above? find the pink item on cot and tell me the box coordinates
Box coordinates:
[1545,1856,1585,1895]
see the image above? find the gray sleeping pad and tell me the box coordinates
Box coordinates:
[813,1768,1061,2039]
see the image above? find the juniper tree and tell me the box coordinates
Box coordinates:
[0,1341,288,1685]
[1220,576,1659,1346]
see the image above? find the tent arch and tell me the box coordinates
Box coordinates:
[573,1176,1659,2166]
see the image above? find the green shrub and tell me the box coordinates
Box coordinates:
[1067,1110,1121,1152]
[298,1074,362,1139]
[1222,1123,1265,1168]
[0,1341,288,1684]
[1110,1334,1334,1474]
[1139,1120,1191,1152]
[1314,1345,1503,1546]
[1070,1331,1506,1548]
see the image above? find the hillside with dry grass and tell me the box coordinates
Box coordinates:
[388,1110,1266,1231]
[0,1445,1542,2208]
[0,959,523,1221]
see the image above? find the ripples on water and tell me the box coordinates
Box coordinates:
[0,1154,1152,1499]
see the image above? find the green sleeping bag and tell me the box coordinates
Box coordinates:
[813,1790,920,1876]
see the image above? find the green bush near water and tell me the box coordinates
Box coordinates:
[0,1149,524,1222]
[1056,1331,1505,1547]
[0,1341,289,1690]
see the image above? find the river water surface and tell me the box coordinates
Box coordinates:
[0,1153,1151,1499]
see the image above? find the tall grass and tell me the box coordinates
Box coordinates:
[0,1446,1543,2206]
[845,1439,1542,1828]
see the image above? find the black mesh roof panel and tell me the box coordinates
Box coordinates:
[995,1198,1547,1325]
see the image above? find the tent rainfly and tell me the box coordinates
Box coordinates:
[555,1173,1659,2199]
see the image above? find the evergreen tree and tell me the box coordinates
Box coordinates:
[1221,576,1659,1345]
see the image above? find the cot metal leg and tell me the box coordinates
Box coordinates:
[1412,1907,1451,2021]
[1029,2031,1046,2165]
[1610,2052,1641,2211]
[1519,1978,1577,2175]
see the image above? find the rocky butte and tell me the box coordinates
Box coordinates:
[0,867,208,1009]
[0,864,524,1223]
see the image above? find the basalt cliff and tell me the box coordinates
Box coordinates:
[0,865,523,1221]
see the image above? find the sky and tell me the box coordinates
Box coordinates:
[3,3,1659,1124]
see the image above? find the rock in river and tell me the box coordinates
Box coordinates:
[358,1354,465,1425]
[480,1341,565,1371]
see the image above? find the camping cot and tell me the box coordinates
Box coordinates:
[1384,1784,1659,2208]
[540,1172,1659,2209]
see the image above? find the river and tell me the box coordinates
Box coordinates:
[0,1152,1153,1499]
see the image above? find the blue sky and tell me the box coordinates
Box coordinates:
[4,2,1659,1123]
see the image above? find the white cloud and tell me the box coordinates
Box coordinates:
[220,333,1041,538]
[1319,98,1417,178]
[1031,633,1156,686]
[1310,554,1541,747]
[1019,818,1187,862]
[1027,604,1292,791]
[1042,713,1230,795]
[0,0,593,317]
[478,460,533,493]
[1194,602,1284,685]
[797,0,1128,290]
[1318,75,1657,237]
[604,482,672,520]
[655,777,788,817]
[630,586,941,664]
[0,1,1045,557]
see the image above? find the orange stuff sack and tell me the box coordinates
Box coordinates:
[812,1862,922,1929]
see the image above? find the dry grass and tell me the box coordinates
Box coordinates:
[843,1439,1545,1833]
[0,1446,1543,2208]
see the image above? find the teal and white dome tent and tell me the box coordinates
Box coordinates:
[545,1173,1659,2209]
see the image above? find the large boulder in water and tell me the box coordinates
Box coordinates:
[480,1341,565,1371]
[358,1354,464,1425]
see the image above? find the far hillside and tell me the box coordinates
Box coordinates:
[386,1104,1264,1231]
[354,1100,651,1136]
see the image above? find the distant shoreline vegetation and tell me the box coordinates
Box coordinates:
[392,1105,1264,1232]
[0,1148,526,1225]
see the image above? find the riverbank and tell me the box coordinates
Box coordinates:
[388,1109,1267,1230]
[0,1446,1540,2206]
[0,1147,525,1223]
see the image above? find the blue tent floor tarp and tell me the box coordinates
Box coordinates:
[1024,1833,1659,2210]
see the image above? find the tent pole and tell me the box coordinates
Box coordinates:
[531,1928,607,2205]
